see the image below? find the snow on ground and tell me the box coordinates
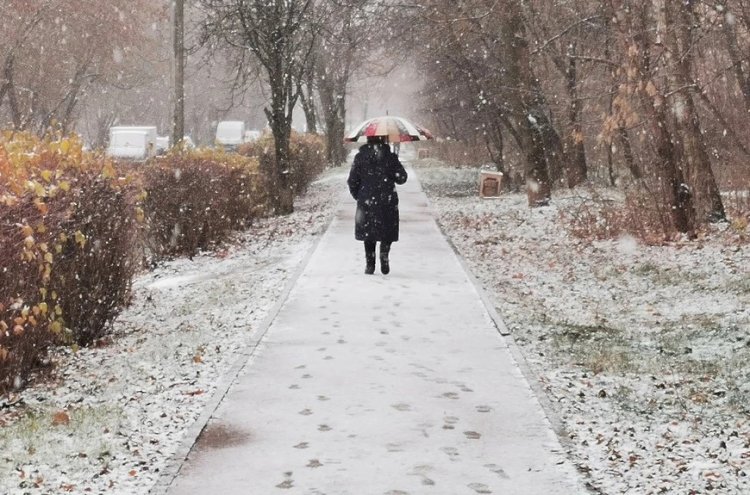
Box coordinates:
[1,156,747,495]
[414,161,750,495]
[0,168,344,495]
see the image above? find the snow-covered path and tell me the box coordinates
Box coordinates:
[163,169,585,494]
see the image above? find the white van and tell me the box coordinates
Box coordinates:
[107,126,158,160]
[215,121,246,150]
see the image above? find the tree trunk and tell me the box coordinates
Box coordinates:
[172,0,185,147]
[265,77,295,214]
[618,127,640,179]
[300,88,318,134]
[666,2,726,222]
[503,0,551,207]
[319,73,347,166]
[564,43,587,188]
[720,1,750,112]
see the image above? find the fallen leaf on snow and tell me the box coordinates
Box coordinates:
[52,411,70,426]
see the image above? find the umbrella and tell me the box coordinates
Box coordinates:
[344,116,434,143]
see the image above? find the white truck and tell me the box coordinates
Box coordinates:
[107,126,158,160]
[215,121,246,150]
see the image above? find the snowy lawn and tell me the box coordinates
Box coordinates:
[0,169,344,495]
[414,160,750,495]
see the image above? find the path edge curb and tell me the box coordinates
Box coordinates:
[411,166,591,492]
[149,197,340,495]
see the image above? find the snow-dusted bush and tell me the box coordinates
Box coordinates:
[238,131,326,196]
[142,148,265,258]
[0,132,140,392]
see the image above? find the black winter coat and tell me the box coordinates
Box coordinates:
[347,144,408,242]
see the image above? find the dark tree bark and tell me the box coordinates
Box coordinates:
[503,0,551,206]
[172,0,185,147]
[201,0,318,214]
[626,1,695,236]
[564,43,587,187]
[666,1,726,222]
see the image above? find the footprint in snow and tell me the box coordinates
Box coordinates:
[391,403,411,412]
[468,483,491,494]
[485,463,509,479]
[464,431,482,440]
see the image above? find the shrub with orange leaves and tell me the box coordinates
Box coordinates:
[238,131,326,196]
[142,148,265,257]
[0,132,140,393]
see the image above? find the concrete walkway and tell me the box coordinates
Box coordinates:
[166,168,585,494]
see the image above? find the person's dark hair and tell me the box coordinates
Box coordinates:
[366,136,385,145]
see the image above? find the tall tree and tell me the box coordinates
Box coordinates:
[173,0,186,147]
[200,0,319,213]
[0,0,160,133]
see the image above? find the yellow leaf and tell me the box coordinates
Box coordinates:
[50,321,62,333]
[54,304,62,315]
[21,225,34,237]
[58,181,70,192]
[39,288,47,300]
[40,170,53,183]
[24,236,34,249]
[34,200,48,215]
[135,207,145,223]
[59,139,71,155]
[101,162,116,180]
[44,252,53,263]
[38,302,48,315]
[33,182,45,197]
[74,230,86,248]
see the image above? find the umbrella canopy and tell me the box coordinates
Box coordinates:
[345,116,434,143]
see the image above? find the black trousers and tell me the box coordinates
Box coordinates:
[364,241,391,257]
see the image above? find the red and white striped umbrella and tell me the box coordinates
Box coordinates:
[344,116,434,143]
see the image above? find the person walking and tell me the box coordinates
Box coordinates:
[347,136,408,275]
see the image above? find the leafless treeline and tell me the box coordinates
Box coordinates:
[3,1,748,228]
[411,0,750,234]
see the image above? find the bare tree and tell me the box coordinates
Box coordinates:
[199,0,319,213]
[173,0,186,147]
[0,0,161,134]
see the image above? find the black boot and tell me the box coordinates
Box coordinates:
[364,241,376,275]
[365,253,376,274]
[380,243,391,275]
